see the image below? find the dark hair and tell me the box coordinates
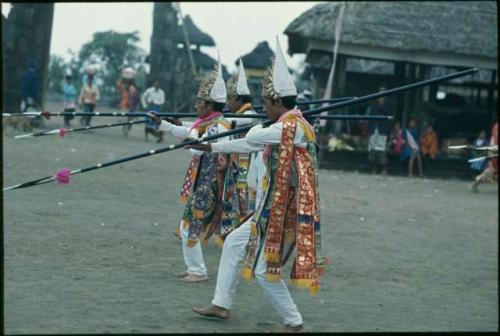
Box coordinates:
[206,101,225,112]
[280,96,297,109]
[236,95,252,104]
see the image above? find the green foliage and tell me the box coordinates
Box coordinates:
[79,30,143,84]
[48,55,66,92]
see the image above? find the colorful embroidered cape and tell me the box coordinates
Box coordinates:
[178,115,232,247]
[241,113,324,295]
[219,103,257,244]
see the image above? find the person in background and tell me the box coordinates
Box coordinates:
[117,68,138,137]
[366,86,394,175]
[389,121,404,156]
[470,121,498,192]
[469,130,489,173]
[20,61,38,113]
[141,79,165,142]
[78,72,100,127]
[400,117,424,177]
[62,70,77,128]
[420,124,439,172]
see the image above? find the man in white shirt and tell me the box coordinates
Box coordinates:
[142,79,166,142]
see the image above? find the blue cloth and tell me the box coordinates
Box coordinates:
[145,104,161,129]
[21,67,38,100]
[63,83,77,105]
[400,127,420,161]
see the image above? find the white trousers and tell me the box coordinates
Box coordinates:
[179,220,207,277]
[211,219,303,327]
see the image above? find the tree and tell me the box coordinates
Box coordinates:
[48,55,65,92]
[78,30,145,106]
[79,30,144,84]
[2,3,54,114]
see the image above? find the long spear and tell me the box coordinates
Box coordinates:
[13,114,394,140]
[2,97,356,119]
[14,119,151,139]
[3,67,477,192]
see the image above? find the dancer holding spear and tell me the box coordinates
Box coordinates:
[222,58,266,223]
[154,52,234,283]
[180,37,320,332]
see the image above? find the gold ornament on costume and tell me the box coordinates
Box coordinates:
[196,64,218,101]
[226,75,239,98]
[262,57,279,101]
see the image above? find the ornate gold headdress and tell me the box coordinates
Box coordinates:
[226,75,238,97]
[261,57,279,100]
[196,64,218,101]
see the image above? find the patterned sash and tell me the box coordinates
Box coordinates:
[179,116,230,247]
[241,114,323,295]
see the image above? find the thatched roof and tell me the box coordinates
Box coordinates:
[285,2,497,62]
[190,49,229,79]
[176,15,215,47]
[236,41,274,69]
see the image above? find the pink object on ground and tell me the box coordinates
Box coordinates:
[42,111,51,120]
[59,128,68,138]
[55,168,71,184]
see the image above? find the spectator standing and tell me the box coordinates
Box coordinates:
[420,124,439,172]
[20,61,38,112]
[389,121,404,156]
[469,130,489,173]
[62,70,77,127]
[470,122,498,192]
[78,72,100,127]
[366,86,394,175]
[401,117,424,177]
[141,79,165,142]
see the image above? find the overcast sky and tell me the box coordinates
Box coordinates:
[2,2,325,73]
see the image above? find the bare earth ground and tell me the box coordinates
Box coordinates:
[3,101,498,333]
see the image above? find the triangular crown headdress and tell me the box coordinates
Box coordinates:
[262,36,297,99]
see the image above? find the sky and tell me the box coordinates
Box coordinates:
[2,2,325,74]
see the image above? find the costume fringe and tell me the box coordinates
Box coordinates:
[284,230,295,244]
[264,252,281,263]
[241,266,254,280]
[266,273,281,282]
[193,209,205,219]
[250,222,257,236]
[215,235,225,248]
[291,278,320,295]
[179,195,188,204]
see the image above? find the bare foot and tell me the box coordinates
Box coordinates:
[192,305,230,319]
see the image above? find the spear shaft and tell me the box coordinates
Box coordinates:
[3,67,477,191]
[13,115,394,139]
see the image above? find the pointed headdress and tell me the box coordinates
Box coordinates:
[227,57,251,97]
[197,50,227,103]
[262,36,297,100]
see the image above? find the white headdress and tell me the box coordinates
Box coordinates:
[262,36,297,99]
[197,50,227,103]
[227,57,251,97]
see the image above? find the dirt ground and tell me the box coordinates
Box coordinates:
[2,102,498,333]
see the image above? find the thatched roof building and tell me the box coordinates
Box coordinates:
[236,41,274,71]
[175,15,215,47]
[284,1,497,142]
[233,41,275,104]
[286,1,497,69]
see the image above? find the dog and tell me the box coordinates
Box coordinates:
[3,115,33,132]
